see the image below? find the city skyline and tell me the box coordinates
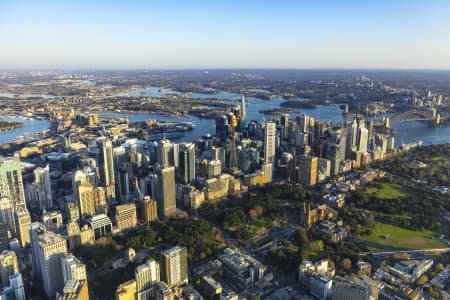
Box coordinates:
[1,0,450,69]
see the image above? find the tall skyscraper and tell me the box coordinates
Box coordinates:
[153,167,176,219]
[161,246,188,288]
[227,133,238,171]
[77,181,96,223]
[297,155,318,186]
[178,143,195,184]
[97,138,116,204]
[0,154,26,212]
[357,127,369,153]
[240,93,246,127]
[26,165,53,210]
[136,259,160,300]
[0,198,15,234]
[72,170,87,208]
[14,210,30,248]
[139,196,158,224]
[30,222,68,298]
[264,121,276,164]
[0,250,18,286]
[61,253,87,284]
[157,139,173,168]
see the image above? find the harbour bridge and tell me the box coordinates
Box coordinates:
[386,109,446,127]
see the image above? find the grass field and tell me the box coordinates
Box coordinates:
[357,221,447,252]
[363,183,418,200]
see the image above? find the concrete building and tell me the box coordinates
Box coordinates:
[136,259,160,300]
[30,222,68,299]
[14,210,30,247]
[77,181,96,223]
[161,246,188,289]
[42,210,63,233]
[178,143,196,184]
[115,203,137,231]
[139,196,158,224]
[310,275,332,300]
[153,166,176,219]
[87,214,112,239]
[264,121,276,163]
[0,250,18,287]
[332,277,370,300]
[115,279,137,300]
[57,280,89,300]
[0,154,27,212]
[297,155,318,186]
[0,198,15,235]
[61,253,87,283]
[26,164,53,210]
[97,138,116,204]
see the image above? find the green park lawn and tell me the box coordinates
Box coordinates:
[363,183,418,200]
[358,221,447,252]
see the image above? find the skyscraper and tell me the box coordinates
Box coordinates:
[0,154,26,212]
[115,203,137,231]
[97,138,116,204]
[161,246,188,288]
[240,93,246,127]
[157,139,173,168]
[14,210,30,248]
[136,259,160,300]
[153,166,176,219]
[0,250,18,286]
[27,165,53,210]
[61,253,87,284]
[357,127,369,153]
[227,133,238,171]
[178,143,195,184]
[264,121,276,163]
[297,155,318,186]
[77,181,96,223]
[0,198,15,234]
[30,222,68,298]
[72,170,87,208]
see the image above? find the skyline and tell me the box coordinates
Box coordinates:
[1,0,450,69]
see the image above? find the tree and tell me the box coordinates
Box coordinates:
[295,228,310,249]
[340,258,352,271]
[309,240,324,252]
[249,209,258,220]
[416,275,428,286]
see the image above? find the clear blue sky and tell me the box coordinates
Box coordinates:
[0,0,449,69]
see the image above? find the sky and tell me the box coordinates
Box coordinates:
[0,0,449,69]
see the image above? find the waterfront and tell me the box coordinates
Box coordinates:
[0,87,449,146]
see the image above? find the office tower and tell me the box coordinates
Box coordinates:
[0,154,26,212]
[299,114,310,133]
[42,210,63,233]
[31,165,53,210]
[140,196,158,224]
[30,222,68,298]
[87,214,112,239]
[208,160,222,178]
[8,272,26,300]
[157,139,173,168]
[94,186,108,215]
[72,170,87,207]
[317,158,331,182]
[14,210,30,248]
[0,250,18,286]
[0,198,15,234]
[115,280,137,300]
[136,259,160,299]
[280,114,289,140]
[215,115,228,138]
[115,203,137,231]
[57,280,88,300]
[66,221,81,250]
[153,166,176,219]
[357,127,369,153]
[264,121,276,163]
[178,143,195,184]
[227,134,238,171]
[332,278,370,300]
[97,138,116,204]
[326,143,342,176]
[64,201,80,223]
[0,223,8,251]
[61,254,87,283]
[240,93,247,127]
[88,114,98,126]
[172,143,180,168]
[350,118,358,150]
[161,246,188,288]
[297,155,318,186]
[262,162,273,184]
[116,166,130,203]
[77,181,95,223]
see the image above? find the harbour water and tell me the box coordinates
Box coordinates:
[0,87,448,146]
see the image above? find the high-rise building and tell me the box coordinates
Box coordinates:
[87,214,112,239]
[97,138,116,204]
[227,134,238,171]
[27,165,53,210]
[66,221,81,250]
[94,186,108,215]
[357,127,369,153]
[0,223,8,251]
[115,203,137,231]
[42,210,63,233]
[57,279,89,300]
[161,246,188,288]
[297,155,318,186]
[240,93,247,127]
[264,121,276,164]
[77,181,95,223]
[140,196,158,224]
[157,139,173,168]
[136,259,160,299]
[326,143,342,176]
[153,167,176,219]
[64,201,80,224]
[72,170,87,208]
[115,279,137,300]
[0,154,26,212]
[0,250,18,286]
[8,271,26,300]
[30,222,68,298]
[0,198,15,234]
[178,143,195,184]
[281,114,289,140]
[14,210,30,248]
[61,253,87,283]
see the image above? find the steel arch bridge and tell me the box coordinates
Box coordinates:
[389,109,439,125]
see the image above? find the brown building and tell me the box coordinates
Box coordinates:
[57,279,89,300]
[140,196,158,224]
[297,155,318,186]
[300,203,337,229]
